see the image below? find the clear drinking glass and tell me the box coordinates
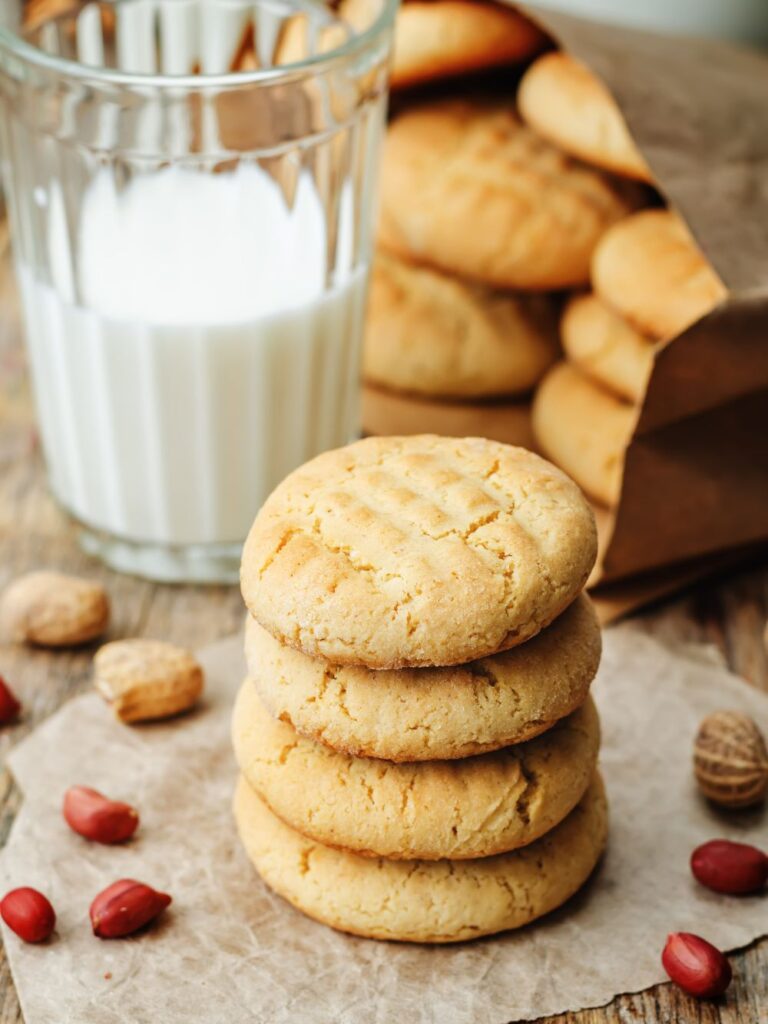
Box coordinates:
[0,0,395,582]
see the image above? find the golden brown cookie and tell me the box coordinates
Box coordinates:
[391,1,544,90]
[518,52,652,182]
[561,293,658,403]
[362,385,536,449]
[592,209,727,340]
[234,772,608,942]
[241,435,597,669]
[378,99,645,290]
[364,251,559,398]
[233,682,600,860]
[532,362,636,508]
[244,594,601,761]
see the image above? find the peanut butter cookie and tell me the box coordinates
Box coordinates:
[364,251,559,398]
[244,594,600,761]
[391,0,544,89]
[378,99,645,290]
[592,209,727,340]
[232,682,600,860]
[518,52,652,182]
[533,362,636,508]
[561,293,658,403]
[233,772,608,942]
[240,435,597,668]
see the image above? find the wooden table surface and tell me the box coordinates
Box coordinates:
[0,221,766,1024]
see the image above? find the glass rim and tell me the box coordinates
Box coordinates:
[0,0,398,89]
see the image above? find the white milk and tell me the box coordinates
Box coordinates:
[21,164,367,554]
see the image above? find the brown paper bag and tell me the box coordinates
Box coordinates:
[516,7,768,585]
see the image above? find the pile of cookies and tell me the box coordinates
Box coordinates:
[363,4,545,446]
[364,11,728,515]
[525,54,727,508]
[233,434,608,943]
[362,12,646,447]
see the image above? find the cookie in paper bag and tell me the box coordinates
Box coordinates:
[592,209,727,339]
[364,250,559,398]
[518,52,652,182]
[391,0,545,89]
[378,99,646,291]
[561,293,659,403]
[533,362,636,508]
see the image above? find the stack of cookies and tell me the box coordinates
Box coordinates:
[233,434,608,943]
[362,42,647,446]
[523,54,727,508]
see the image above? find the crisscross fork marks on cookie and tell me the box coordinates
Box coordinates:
[241,435,597,668]
[380,100,645,289]
[311,456,579,634]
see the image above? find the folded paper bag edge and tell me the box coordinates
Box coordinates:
[512,3,768,585]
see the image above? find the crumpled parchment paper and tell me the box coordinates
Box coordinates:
[1,625,766,1024]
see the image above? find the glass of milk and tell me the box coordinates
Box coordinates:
[0,0,395,581]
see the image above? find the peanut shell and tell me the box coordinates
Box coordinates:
[0,571,109,647]
[94,639,204,724]
[694,710,768,808]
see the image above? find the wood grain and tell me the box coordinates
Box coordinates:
[0,222,766,1024]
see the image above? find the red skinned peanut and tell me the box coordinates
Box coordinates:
[691,839,768,895]
[0,677,20,724]
[662,932,732,999]
[90,879,171,938]
[63,786,139,845]
[1,887,55,943]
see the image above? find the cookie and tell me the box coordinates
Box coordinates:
[561,293,658,403]
[592,209,727,340]
[244,594,601,761]
[362,385,535,449]
[378,99,645,291]
[241,435,597,669]
[518,52,652,182]
[533,362,637,508]
[232,681,600,860]
[391,0,544,90]
[364,251,559,398]
[234,772,608,943]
